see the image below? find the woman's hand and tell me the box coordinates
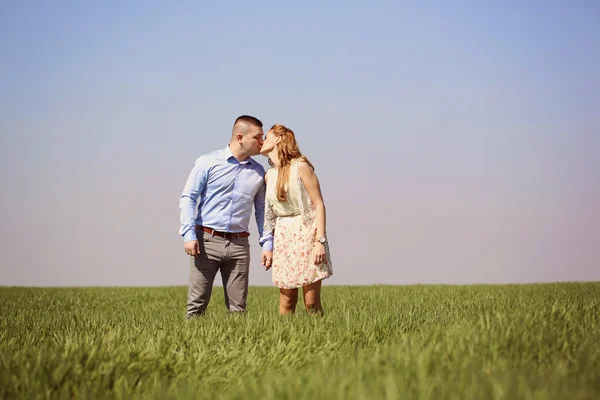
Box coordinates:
[313,242,326,265]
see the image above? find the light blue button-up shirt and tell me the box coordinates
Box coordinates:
[179,146,273,250]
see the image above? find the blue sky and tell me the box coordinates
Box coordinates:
[1,1,598,286]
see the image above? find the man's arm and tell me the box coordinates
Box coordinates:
[255,179,274,251]
[179,158,208,243]
[257,171,275,270]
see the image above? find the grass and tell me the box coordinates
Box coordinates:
[1,283,599,399]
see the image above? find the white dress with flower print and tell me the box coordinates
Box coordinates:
[263,159,333,289]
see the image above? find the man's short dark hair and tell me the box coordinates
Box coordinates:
[234,115,263,129]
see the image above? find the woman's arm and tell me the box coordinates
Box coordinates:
[297,160,326,240]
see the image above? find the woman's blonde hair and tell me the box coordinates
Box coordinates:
[269,124,314,202]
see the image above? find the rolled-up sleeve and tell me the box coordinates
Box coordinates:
[179,158,208,242]
[258,180,275,251]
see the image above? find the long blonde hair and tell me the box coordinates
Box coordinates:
[269,124,314,202]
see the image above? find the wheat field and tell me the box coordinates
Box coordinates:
[1,283,599,399]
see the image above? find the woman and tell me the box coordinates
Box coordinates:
[260,124,333,315]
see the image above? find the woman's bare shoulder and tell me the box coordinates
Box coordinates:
[296,158,315,175]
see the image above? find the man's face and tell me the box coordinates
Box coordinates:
[240,125,264,156]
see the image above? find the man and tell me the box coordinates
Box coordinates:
[179,115,274,318]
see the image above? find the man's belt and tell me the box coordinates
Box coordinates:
[196,225,250,239]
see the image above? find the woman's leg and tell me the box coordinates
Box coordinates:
[302,280,324,315]
[279,288,298,315]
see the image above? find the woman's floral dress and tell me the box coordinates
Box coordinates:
[264,159,333,289]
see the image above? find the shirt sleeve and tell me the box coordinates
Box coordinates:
[258,173,275,251]
[179,158,208,242]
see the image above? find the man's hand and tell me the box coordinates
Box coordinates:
[261,250,273,270]
[184,240,200,257]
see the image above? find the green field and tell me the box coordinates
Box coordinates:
[1,283,599,399]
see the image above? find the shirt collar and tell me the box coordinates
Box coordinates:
[224,145,255,165]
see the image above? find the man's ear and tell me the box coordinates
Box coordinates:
[237,133,244,144]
